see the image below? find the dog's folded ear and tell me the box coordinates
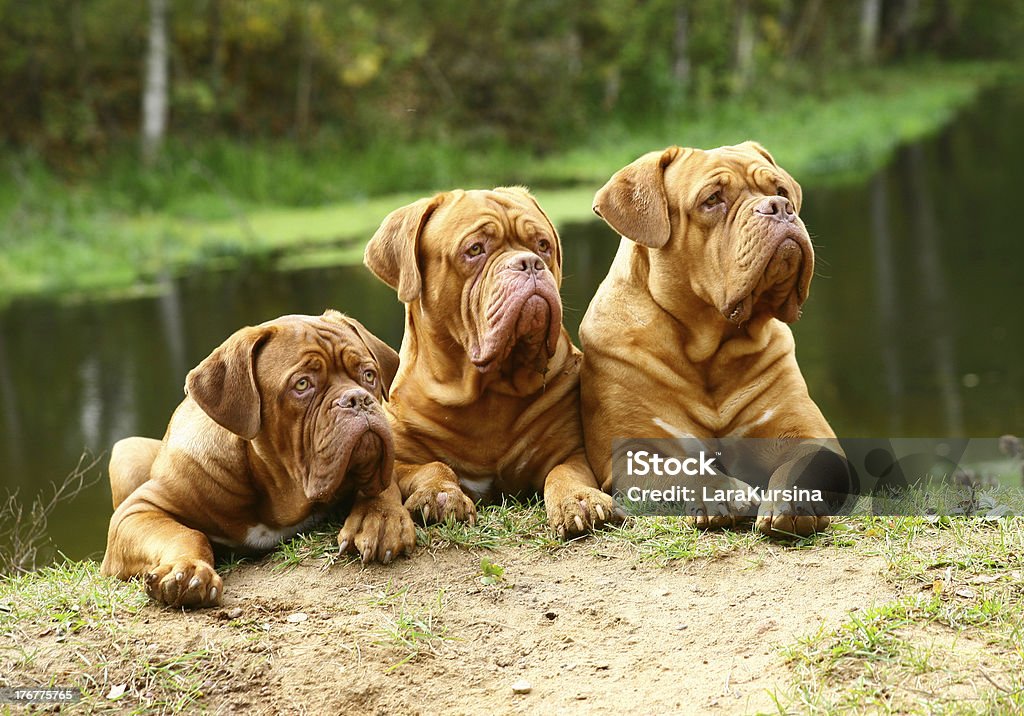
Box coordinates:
[185,326,274,440]
[364,195,443,303]
[593,146,682,249]
[340,315,400,401]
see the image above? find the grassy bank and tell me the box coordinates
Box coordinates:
[0,61,1011,307]
[2,509,1022,713]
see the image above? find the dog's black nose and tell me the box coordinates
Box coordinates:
[754,196,795,221]
[335,388,375,412]
[506,251,545,275]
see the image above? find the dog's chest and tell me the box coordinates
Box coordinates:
[212,513,326,551]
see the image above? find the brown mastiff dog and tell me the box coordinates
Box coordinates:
[100,311,416,607]
[581,142,843,537]
[364,187,620,538]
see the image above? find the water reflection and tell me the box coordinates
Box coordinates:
[869,171,905,433]
[1,84,1023,559]
[904,143,963,436]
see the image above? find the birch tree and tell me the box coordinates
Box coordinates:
[141,0,169,166]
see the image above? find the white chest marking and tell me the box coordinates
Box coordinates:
[460,476,494,500]
[651,418,713,456]
[652,418,689,438]
[238,514,323,551]
[733,408,776,437]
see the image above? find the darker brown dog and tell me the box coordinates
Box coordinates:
[580,142,841,537]
[364,187,620,538]
[100,310,416,607]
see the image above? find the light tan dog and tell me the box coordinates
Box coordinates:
[364,187,620,538]
[101,311,416,607]
[580,142,839,537]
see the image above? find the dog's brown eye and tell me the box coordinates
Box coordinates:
[362,369,377,385]
[467,242,484,257]
[538,238,551,252]
[704,192,722,207]
[777,187,789,198]
[294,378,311,392]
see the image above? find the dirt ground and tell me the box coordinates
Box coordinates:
[4,508,1023,715]
[1,539,892,714]
[230,547,895,714]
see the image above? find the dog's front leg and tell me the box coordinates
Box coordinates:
[101,484,222,608]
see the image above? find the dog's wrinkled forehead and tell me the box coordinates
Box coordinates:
[425,189,553,247]
[670,144,801,210]
[256,314,369,375]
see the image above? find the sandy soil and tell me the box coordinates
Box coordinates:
[7,539,902,715]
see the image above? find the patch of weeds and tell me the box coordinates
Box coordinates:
[374,588,453,670]
[774,516,1024,713]
[0,560,230,713]
[366,580,411,608]
[478,558,505,587]
[215,553,252,577]
[136,649,219,713]
[600,516,760,565]
[423,497,560,552]
[0,559,148,638]
[269,524,355,571]
[0,453,104,574]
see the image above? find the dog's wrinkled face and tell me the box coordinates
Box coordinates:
[365,187,563,377]
[594,141,814,324]
[185,311,400,503]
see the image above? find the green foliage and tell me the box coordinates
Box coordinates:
[478,557,505,586]
[1,0,1022,164]
[0,60,1005,306]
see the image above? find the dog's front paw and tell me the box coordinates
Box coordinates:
[404,482,477,526]
[756,502,830,539]
[546,486,622,540]
[682,475,759,530]
[144,559,223,608]
[338,495,417,564]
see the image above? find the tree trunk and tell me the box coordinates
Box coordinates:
[672,4,691,104]
[788,0,824,60]
[733,0,755,94]
[858,0,882,64]
[295,3,314,140]
[70,0,97,145]
[208,0,224,103]
[141,0,169,166]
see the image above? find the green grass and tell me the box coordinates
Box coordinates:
[771,517,1024,714]
[0,560,221,714]
[0,61,1013,307]
[374,588,453,671]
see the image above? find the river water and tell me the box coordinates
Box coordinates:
[2,84,1022,560]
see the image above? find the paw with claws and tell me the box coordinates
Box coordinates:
[144,559,223,608]
[756,502,830,539]
[682,474,759,530]
[338,493,417,564]
[404,482,477,526]
[546,486,623,540]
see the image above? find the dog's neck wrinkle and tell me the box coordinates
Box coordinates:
[244,439,310,523]
[402,305,487,405]
[398,304,563,407]
[640,248,772,364]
